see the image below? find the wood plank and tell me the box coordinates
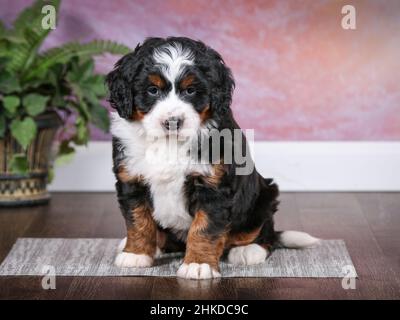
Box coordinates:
[295,192,399,299]
[0,192,399,300]
[356,193,400,276]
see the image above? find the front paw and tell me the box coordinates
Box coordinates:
[117,237,162,259]
[114,252,153,268]
[176,263,221,280]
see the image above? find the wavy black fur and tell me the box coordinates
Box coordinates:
[107,37,280,252]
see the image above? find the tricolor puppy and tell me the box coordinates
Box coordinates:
[107,37,319,280]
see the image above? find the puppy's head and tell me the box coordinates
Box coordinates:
[106,37,234,139]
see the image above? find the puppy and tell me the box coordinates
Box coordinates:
[106,37,319,279]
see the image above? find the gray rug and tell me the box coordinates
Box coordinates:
[0,238,356,278]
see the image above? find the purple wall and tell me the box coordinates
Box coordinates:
[2,0,400,141]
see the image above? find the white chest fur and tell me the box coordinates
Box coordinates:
[111,113,211,236]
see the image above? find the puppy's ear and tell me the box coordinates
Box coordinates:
[106,44,142,119]
[207,48,235,118]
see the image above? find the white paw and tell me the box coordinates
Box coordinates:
[114,252,153,268]
[117,237,127,252]
[176,263,221,280]
[279,231,320,248]
[228,243,267,265]
[154,247,163,258]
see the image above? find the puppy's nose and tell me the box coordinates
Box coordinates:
[162,116,184,131]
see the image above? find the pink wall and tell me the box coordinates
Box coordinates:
[2,0,399,140]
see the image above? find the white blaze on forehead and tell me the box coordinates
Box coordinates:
[153,43,194,82]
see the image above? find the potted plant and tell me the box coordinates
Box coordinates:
[0,0,130,206]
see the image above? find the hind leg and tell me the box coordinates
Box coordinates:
[227,243,268,265]
[227,218,276,266]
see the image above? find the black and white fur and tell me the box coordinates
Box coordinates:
[107,37,319,279]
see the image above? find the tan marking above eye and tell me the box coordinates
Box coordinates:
[148,74,165,88]
[180,75,195,89]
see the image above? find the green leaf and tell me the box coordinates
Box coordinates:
[67,85,91,121]
[55,140,75,165]
[9,154,29,174]
[88,74,107,97]
[10,117,37,149]
[47,167,55,183]
[46,65,65,106]
[7,0,61,74]
[88,103,110,132]
[55,152,75,166]
[74,116,89,145]
[79,59,95,82]
[22,93,49,116]
[13,0,60,32]
[3,95,20,114]
[25,40,131,80]
[58,140,75,155]
[0,32,26,44]
[0,115,5,138]
[0,56,9,67]
[0,71,21,93]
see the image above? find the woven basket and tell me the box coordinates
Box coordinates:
[0,112,61,207]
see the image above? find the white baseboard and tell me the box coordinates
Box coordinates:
[49,141,400,192]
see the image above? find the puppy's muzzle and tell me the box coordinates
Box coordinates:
[162,116,184,131]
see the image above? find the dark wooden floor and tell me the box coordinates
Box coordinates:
[0,192,399,300]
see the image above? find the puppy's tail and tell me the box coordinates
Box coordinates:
[274,230,320,249]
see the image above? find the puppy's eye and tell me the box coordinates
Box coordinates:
[183,86,196,96]
[147,86,159,96]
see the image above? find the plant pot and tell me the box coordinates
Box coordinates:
[0,112,62,207]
